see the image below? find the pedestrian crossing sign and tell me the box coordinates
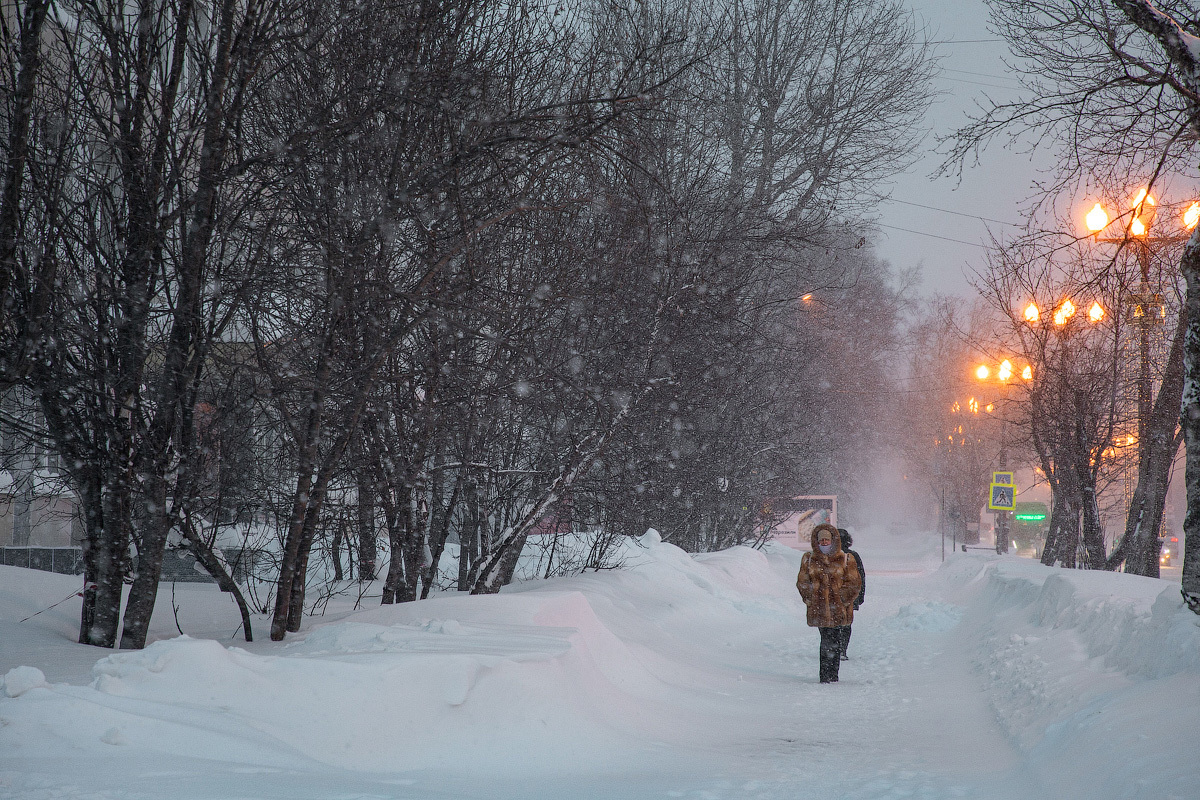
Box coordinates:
[988,483,1016,511]
[991,471,1014,486]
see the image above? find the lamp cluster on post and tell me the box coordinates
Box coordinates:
[974,359,1033,553]
[1022,298,1105,330]
[1083,189,1198,471]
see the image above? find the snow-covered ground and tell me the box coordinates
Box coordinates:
[2,529,1197,800]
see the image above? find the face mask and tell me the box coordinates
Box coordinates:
[818,542,834,555]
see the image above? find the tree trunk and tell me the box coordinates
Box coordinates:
[1057,499,1081,569]
[381,534,404,604]
[286,483,334,632]
[1107,312,1185,574]
[457,480,478,591]
[381,484,410,604]
[119,475,172,649]
[400,487,422,603]
[356,467,377,581]
[331,517,345,582]
[269,348,383,636]
[77,467,107,645]
[1081,485,1106,569]
[1042,483,1081,568]
[1040,488,1063,566]
[88,451,140,646]
[271,467,317,639]
[1180,233,1200,611]
[0,0,51,358]
[269,342,330,640]
[422,465,463,599]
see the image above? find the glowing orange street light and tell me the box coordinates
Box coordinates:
[1024,303,1040,323]
[1133,188,1157,234]
[1088,302,1105,322]
[975,360,1031,384]
[1085,189,1162,238]
[1185,202,1200,230]
[1054,299,1076,326]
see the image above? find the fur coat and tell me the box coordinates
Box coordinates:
[795,522,862,628]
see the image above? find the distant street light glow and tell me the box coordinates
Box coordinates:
[1089,302,1105,322]
[976,365,989,380]
[1085,203,1108,233]
[1024,302,1040,323]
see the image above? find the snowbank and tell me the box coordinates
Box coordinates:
[0,532,794,786]
[944,554,1200,800]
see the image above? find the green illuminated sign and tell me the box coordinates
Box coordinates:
[1014,513,1046,521]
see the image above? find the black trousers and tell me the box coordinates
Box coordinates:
[818,627,847,682]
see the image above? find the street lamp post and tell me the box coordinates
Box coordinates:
[975,359,1033,553]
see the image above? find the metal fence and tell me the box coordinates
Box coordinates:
[0,545,269,584]
[0,546,84,575]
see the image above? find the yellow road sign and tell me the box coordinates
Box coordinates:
[988,482,1016,511]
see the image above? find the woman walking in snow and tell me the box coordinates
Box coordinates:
[795,522,862,683]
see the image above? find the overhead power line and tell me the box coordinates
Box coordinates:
[882,197,1023,228]
[943,67,1020,81]
[876,223,988,249]
[942,75,1024,91]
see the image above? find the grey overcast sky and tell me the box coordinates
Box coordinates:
[874,0,1049,299]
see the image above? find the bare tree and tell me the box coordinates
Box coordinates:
[9,0,305,649]
[1109,0,1200,613]
[243,0,681,637]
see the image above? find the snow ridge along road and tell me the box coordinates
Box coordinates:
[1,529,1196,800]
